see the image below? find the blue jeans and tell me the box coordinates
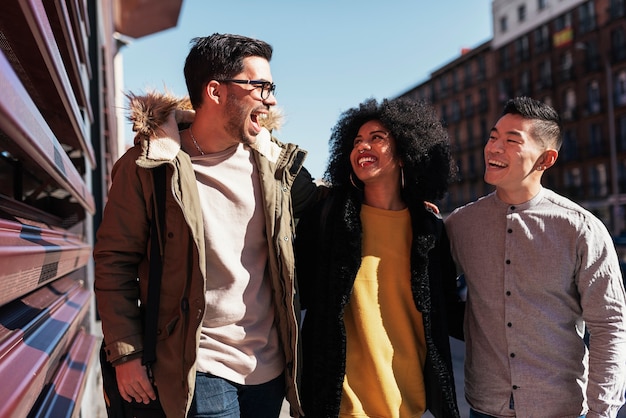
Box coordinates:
[188,372,285,418]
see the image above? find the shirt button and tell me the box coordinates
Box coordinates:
[507,322,512,327]
[510,206,516,210]
[507,228,512,233]
[510,353,516,358]
[506,259,511,264]
[506,291,511,296]
[512,385,519,390]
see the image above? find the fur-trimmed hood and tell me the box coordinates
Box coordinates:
[126,90,285,168]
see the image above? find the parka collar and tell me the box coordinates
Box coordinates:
[127,91,194,168]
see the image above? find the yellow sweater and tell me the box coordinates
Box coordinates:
[340,204,427,418]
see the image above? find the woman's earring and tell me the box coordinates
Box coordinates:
[401,167,405,189]
[350,173,362,191]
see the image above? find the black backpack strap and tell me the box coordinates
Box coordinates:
[142,165,166,370]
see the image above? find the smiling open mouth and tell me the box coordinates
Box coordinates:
[487,159,507,168]
[358,156,376,167]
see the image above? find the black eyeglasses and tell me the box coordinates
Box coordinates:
[217,79,276,100]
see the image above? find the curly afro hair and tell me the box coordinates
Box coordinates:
[324,97,457,204]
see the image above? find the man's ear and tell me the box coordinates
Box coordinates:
[539,149,558,170]
[206,80,221,103]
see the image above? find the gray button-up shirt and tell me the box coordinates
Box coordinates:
[446,188,626,417]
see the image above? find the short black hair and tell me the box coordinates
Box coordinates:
[183,33,273,109]
[501,96,563,150]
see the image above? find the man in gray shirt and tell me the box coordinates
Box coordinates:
[446,96,626,417]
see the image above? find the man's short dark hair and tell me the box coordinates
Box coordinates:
[184,33,273,109]
[502,96,563,150]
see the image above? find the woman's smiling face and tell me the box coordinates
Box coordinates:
[350,120,401,187]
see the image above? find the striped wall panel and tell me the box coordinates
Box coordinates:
[0,218,91,307]
[45,0,94,124]
[0,274,91,417]
[0,48,95,215]
[0,0,95,167]
[0,0,183,415]
[29,328,98,418]
[0,0,102,414]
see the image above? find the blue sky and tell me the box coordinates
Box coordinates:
[121,0,493,179]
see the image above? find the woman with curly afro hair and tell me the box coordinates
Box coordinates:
[295,98,464,418]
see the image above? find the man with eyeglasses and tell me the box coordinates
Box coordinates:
[94,33,318,418]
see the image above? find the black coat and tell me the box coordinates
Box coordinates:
[295,187,463,418]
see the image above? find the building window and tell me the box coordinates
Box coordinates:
[562,88,577,120]
[468,153,477,179]
[537,59,552,89]
[515,35,530,63]
[453,127,461,153]
[439,76,449,98]
[559,51,573,82]
[423,86,431,102]
[538,0,547,10]
[578,1,597,34]
[498,78,513,104]
[518,5,527,22]
[479,89,488,112]
[561,129,578,162]
[451,100,461,123]
[618,115,626,152]
[543,95,553,108]
[465,94,474,117]
[479,118,488,142]
[534,24,550,53]
[587,80,601,114]
[499,47,511,71]
[610,0,625,19]
[589,123,603,156]
[464,62,473,88]
[555,12,572,31]
[619,159,626,193]
[428,84,435,102]
[452,70,459,93]
[477,56,486,81]
[617,70,626,106]
[589,163,608,197]
[467,121,475,148]
[519,70,531,96]
[500,16,508,33]
[564,167,582,198]
[581,40,601,72]
[612,27,626,61]
[416,88,426,102]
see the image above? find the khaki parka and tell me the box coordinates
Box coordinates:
[94,92,316,417]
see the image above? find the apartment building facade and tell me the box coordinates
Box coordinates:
[399,0,626,235]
